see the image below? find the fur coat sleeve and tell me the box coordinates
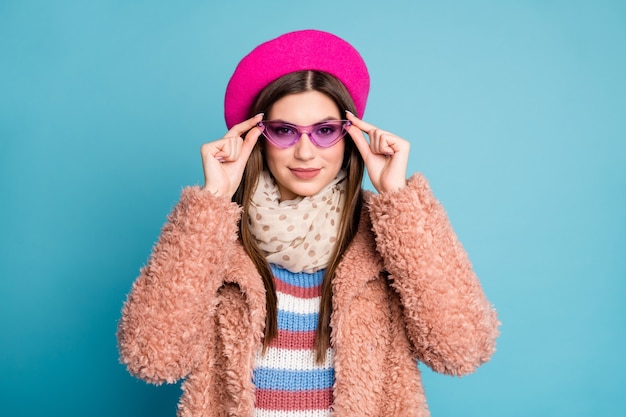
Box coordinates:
[117,187,242,384]
[366,174,499,376]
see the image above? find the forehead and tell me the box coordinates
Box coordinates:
[268,91,341,123]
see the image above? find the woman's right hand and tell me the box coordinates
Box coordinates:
[200,113,264,198]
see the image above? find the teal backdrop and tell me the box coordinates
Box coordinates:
[1,0,624,416]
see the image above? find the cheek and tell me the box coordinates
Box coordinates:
[264,146,286,173]
[326,141,346,166]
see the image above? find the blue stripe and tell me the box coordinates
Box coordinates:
[277,310,318,331]
[270,264,326,288]
[253,368,335,391]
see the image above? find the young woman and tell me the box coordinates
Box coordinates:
[118,30,499,417]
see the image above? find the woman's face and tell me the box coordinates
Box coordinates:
[264,91,345,201]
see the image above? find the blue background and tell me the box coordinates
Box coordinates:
[1,0,624,416]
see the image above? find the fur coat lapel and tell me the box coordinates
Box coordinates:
[332,206,384,304]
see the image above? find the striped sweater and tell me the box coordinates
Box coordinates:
[253,264,334,417]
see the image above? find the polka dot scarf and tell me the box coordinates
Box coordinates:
[248,170,347,273]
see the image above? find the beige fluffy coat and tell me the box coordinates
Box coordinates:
[118,174,499,416]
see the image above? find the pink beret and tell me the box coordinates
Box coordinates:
[224,29,370,129]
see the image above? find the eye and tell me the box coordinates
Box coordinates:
[315,123,339,137]
[269,124,297,137]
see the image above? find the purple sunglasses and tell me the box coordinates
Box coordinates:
[257,119,351,149]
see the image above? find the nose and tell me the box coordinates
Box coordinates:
[293,133,316,160]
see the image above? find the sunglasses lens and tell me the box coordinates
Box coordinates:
[263,122,298,148]
[260,120,350,148]
[310,122,345,147]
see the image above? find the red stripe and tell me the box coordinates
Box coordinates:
[275,279,321,299]
[270,329,316,349]
[255,388,333,410]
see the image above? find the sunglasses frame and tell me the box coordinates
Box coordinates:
[257,120,352,149]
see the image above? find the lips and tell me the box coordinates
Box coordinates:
[290,168,321,180]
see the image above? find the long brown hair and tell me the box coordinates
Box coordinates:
[232,70,365,363]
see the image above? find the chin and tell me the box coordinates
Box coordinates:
[283,184,323,200]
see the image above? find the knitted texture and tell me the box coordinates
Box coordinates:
[224,29,370,129]
[253,265,334,416]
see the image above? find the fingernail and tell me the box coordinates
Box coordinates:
[345,110,354,117]
[254,113,264,118]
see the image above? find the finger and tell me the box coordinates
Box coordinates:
[239,124,262,162]
[346,112,387,157]
[348,111,402,155]
[201,140,221,160]
[201,138,236,162]
[221,137,243,162]
[371,131,396,156]
[345,110,379,135]
[226,113,264,138]
[346,123,373,160]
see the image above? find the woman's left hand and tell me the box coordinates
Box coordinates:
[346,111,410,194]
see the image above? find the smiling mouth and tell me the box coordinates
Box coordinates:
[290,168,321,179]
